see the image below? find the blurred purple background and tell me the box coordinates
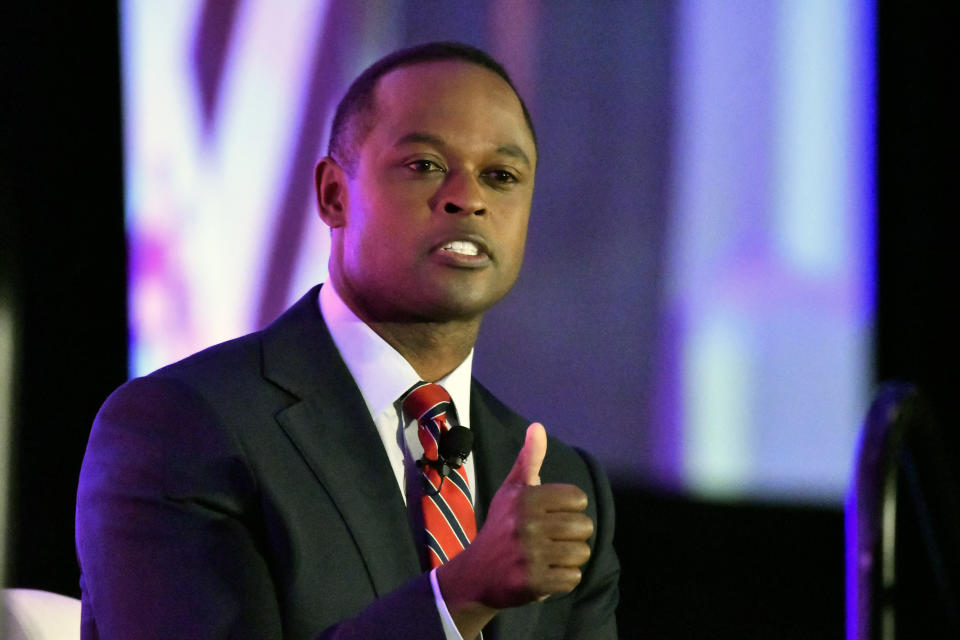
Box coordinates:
[122,0,874,501]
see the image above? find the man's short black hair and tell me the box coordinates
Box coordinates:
[328,41,537,175]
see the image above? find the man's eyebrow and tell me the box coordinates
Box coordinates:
[394,132,446,148]
[495,144,532,169]
[394,132,533,169]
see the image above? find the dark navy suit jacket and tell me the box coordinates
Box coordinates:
[76,286,619,639]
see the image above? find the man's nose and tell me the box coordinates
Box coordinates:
[435,171,487,216]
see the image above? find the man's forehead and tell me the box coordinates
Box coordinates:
[367,60,536,155]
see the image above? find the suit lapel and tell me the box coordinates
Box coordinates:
[261,286,422,596]
[470,385,521,527]
[470,383,544,639]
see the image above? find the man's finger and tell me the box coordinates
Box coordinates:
[530,484,590,513]
[504,422,547,486]
[534,510,594,540]
[533,566,583,596]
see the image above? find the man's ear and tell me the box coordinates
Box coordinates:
[315,156,348,228]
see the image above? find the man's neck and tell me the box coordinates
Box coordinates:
[329,273,481,381]
[366,318,480,382]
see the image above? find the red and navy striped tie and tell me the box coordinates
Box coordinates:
[402,382,477,568]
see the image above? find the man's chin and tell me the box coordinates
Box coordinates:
[347,274,516,324]
[399,291,502,325]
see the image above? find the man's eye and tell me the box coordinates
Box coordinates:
[406,160,445,173]
[484,169,518,184]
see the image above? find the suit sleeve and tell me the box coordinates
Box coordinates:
[76,375,446,640]
[564,448,620,639]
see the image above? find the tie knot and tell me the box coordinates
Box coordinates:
[402,382,453,424]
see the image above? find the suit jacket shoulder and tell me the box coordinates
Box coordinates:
[78,286,444,639]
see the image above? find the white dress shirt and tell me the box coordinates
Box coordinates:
[318,281,474,640]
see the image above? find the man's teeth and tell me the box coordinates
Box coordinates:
[442,240,480,256]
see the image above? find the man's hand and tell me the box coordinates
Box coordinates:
[437,423,594,637]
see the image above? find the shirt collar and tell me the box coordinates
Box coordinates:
[318,282,473,427]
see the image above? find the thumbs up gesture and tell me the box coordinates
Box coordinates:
[505,421,548,486]
[437,424,594,634]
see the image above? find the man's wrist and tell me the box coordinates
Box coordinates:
[435,561,498,640]
[430,566,466,640]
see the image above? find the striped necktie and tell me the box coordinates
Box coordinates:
[402,382,477,567]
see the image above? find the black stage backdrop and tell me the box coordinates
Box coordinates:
[1,2,951,638]
[1,3,128,599]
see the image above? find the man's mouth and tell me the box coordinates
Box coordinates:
[440,240,481,256]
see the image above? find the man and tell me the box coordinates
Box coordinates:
[76,42,619,639]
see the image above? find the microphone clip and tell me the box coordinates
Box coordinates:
[416,456,456,479]
[416,425,474,493]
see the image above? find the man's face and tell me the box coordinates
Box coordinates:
[328,60,536,324]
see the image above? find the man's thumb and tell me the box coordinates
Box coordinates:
[505,423,547,486]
